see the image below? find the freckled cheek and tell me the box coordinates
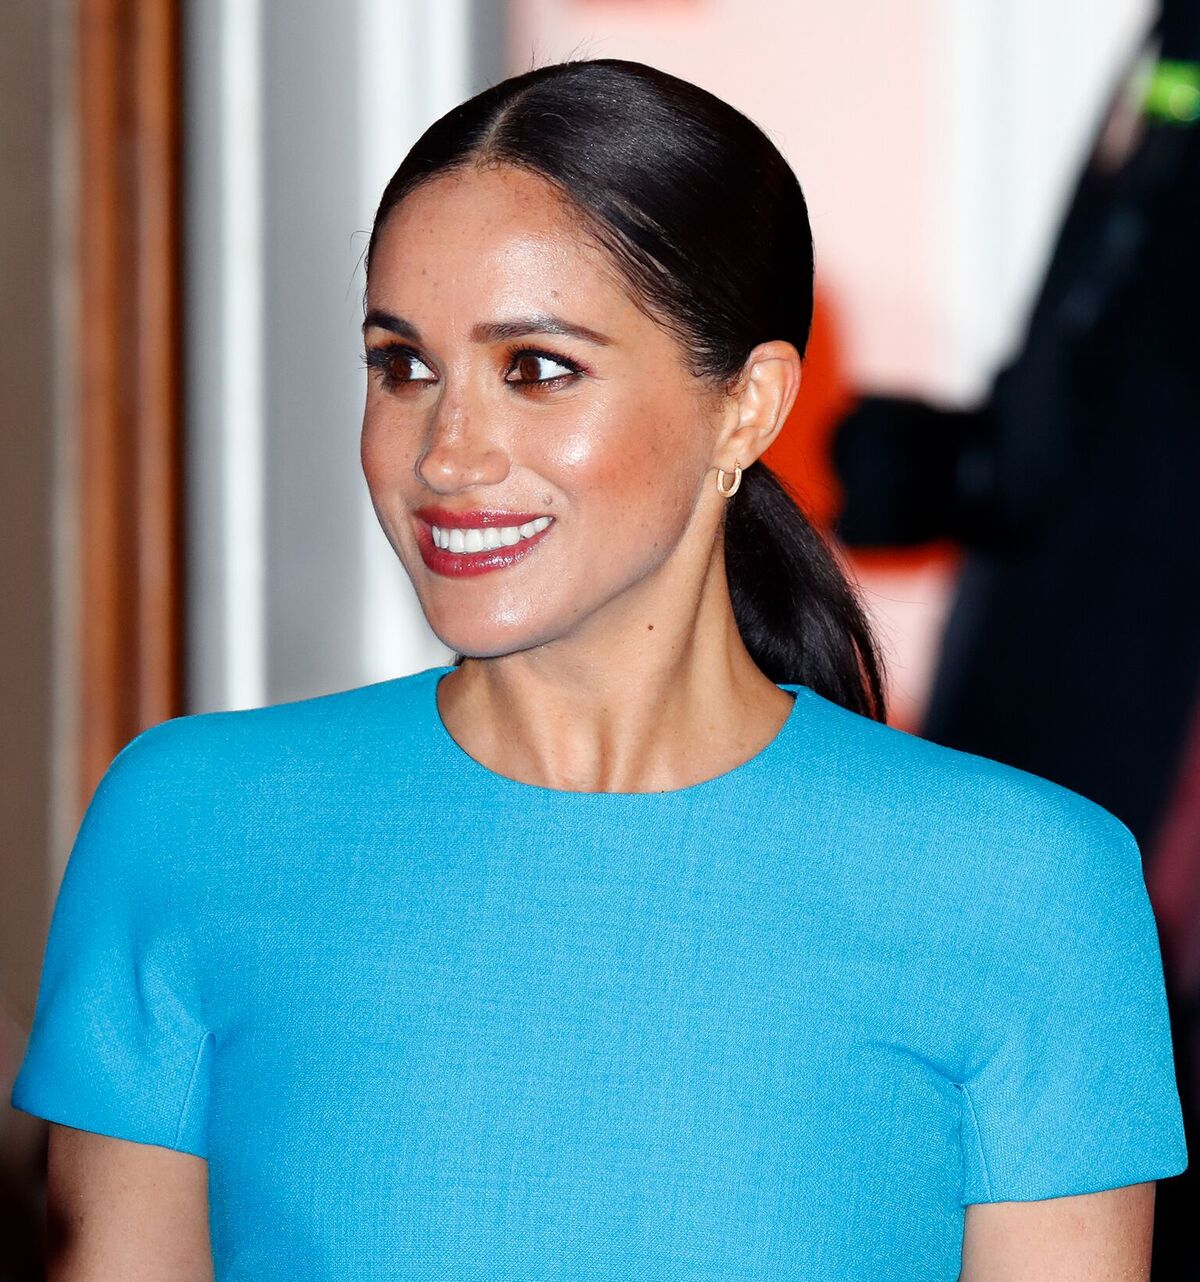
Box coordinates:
[546,405,700,545]
[360,435,428,563]
[360,410,418,492]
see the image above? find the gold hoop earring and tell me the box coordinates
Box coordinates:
[715,461,742,497]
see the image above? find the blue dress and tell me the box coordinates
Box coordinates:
[11,664,1188,1279]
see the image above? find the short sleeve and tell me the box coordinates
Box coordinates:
[9,721,213,1157]
[957,798,1188,1203]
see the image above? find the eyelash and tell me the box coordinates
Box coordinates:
[362,343,586,394]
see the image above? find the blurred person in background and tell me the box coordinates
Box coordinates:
[832,2,1200,1275]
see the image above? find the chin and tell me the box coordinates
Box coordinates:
[428,619,552,663]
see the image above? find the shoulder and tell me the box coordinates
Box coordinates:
[105,665,442,782]
[81,667,445,875]
[789,687,1140,894]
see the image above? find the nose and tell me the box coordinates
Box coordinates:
[415,392,509,494]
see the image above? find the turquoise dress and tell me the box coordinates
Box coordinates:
[11,665,1188,1279]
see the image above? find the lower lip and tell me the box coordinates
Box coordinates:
[414,519,554,578]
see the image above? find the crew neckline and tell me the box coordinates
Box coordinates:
[421,664,811,800]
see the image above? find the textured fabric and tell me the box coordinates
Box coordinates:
[11,664,1188,1279]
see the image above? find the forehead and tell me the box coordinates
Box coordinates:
[366,165,634,325]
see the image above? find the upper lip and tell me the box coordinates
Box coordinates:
[414,506,552,529]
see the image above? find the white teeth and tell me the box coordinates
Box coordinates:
[431,515,552,553]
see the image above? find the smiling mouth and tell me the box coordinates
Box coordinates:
[431,515,552,554]
[413,512,556,578]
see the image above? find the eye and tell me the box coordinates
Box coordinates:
[363,344,437,392]
[504,349,582,389]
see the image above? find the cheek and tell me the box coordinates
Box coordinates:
[360,405,413,491]
[549,392,703,546]
[564,394,702,505]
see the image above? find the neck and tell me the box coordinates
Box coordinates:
[435,547,792,793]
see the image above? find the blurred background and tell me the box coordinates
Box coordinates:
[3,0,1198,1276]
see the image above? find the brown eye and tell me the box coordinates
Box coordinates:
[504,350,581,386]
[364,345,436,391]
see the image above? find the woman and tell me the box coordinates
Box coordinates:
[11,59,1187,1280]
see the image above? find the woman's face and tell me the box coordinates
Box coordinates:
[360,163,732,660]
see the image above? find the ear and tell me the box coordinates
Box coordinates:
[712,340,803,474]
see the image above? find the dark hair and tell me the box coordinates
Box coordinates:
[367,58,886,721]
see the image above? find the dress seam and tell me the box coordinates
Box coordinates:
[175,1029,214,1149]
[957,1081,994,1201]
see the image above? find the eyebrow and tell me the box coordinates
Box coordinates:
[362,310,420,340]
[362,309,613,347]
[471,314,614,346]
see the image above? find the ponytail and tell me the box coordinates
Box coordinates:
[726,462,886,720]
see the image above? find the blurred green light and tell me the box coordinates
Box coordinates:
[1145,60,1200,124]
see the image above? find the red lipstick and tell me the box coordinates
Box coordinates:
[412,506,555,578]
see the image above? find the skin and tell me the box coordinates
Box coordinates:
[45,1124,211,1279]
[959,1183,1156,1280]
[46,161,1157,1277]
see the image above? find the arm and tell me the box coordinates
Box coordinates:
[46,1123,213,1281]
[959,1182,1155,1281]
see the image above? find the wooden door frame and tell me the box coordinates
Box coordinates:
[76,0,183,806]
